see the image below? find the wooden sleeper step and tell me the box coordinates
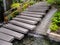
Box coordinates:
[26,9,48,13]
[26,7,49,11]
[3,23,28,34]
[21,13,43,18]
[13,18,37,25]
[27,6,49,10]
[0,40,13,45]
[22,11,46,15]
[0,28,24,40]
[30,2,50,7]
[9,20,36,30]
[0,32,14,42]
[16,15,41,21]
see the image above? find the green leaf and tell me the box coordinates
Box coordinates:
[50,23,58,32]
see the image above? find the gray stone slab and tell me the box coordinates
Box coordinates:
[22,11,46,15]
[0,32,14,42]
[0,28,24,40]
[9,20,36,30]
[3,23,28,34]
[13,18,37,25]
[0,40,13,45]
[21,13,43,18]
[16,15,41,21]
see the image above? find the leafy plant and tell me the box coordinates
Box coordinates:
[11,3,21,9]
[47,0,55,4]
[50,22,58,32]
[13,10,19,15]
[47,0,60,5]
[19,0,24,3]
[55,0,60,5]
[29,0,35,5]
[50,11,60,32]
[52,11,60,24]
[22,2,29,11]
[8,15,13,20]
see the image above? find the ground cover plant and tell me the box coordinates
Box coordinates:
[50,11,60,34]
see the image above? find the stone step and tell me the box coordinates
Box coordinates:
[29,5,50,8]
[9,20,36,30]
[13,18,37,25]
[21,13,43,18]
[22,11,46,15]
[3,23,28,34]
[0,32,14,42]
[35,2,50,5]
[0,40,13,45]
[0,28,24,40]
[16,15,41,21]
[28,6,49,9]
[29,4,50,9]
[30,2,50,7]
[26,9,48,13]
[26,7,49,11]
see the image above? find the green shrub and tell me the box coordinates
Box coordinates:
[50,22,58,32]
[19,0,24,3]
[8,15,13,20]
[13,10,19,15]
[22,2,29,11]
[52,11,60,24]
[47,0,55,4]
[29,0,35,5]
[55,0,60,5]
[50,11,60,32]
[47,0,60,5]
[11,3,21,9]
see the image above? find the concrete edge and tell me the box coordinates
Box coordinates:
[47,29,60,42]
[35,7,57,35]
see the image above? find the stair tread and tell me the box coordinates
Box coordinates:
[13,18,37,25]
[21,13,43,18]
[28,5,50,9]
[26,9,47,12]
[0,32,14,42]
[22,11,46,15]
[16,15,41,21]
[30,2,50,8]
[3,23,28,34]
[26,7,48,11]
[9,20,36,30]
[0,28,24,40]
[28,7,49,9]
[0,40,13,45]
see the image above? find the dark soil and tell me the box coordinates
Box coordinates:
[56,27,60,34]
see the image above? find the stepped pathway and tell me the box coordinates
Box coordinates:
[0,2,51,45]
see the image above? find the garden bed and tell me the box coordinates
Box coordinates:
[47,29,60,42]
[47,11,60,42]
